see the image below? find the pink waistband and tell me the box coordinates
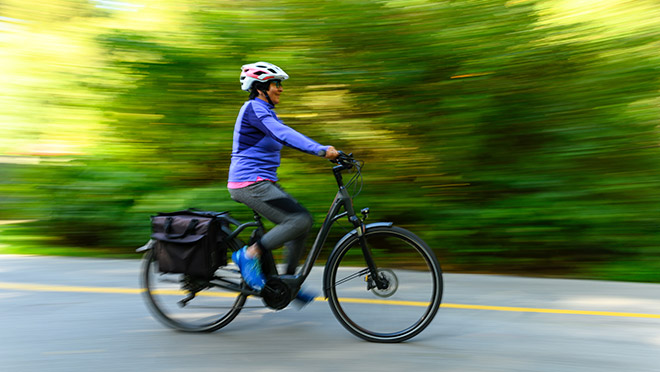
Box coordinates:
[227,177,275,189]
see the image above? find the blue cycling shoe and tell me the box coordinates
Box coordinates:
[232,246,266,290]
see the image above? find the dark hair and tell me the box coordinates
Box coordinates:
[248,80,272,100]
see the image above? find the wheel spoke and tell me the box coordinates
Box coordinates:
[332,268,370,287]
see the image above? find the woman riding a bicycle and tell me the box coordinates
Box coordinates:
[141,67,442,340]
[228,62,339,303]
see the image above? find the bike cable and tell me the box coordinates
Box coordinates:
[345,159,365,199]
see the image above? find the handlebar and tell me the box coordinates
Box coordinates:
[318,149,359,169]
[326,151,364,195]
[331,151,357,168]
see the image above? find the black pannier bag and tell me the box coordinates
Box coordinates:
[150,209,241,279]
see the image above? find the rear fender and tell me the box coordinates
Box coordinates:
[136,239,156,253]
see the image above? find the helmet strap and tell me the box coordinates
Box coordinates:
[264,91,275,106]
[258,87,275,106]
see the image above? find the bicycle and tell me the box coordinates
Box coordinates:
[138,152,443,343]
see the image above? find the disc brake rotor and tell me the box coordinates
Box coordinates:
[367,269,398,298]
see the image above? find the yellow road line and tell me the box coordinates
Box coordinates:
[0,282,144,294]
[321,296,431,307]
[441,303,660,319]
[1,281,659,319]
[150,289,237,298]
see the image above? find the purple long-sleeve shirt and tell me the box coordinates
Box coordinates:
[228,98,328,185]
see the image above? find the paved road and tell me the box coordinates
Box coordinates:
[1,255,659,372]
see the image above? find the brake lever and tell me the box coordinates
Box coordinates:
[327,150,355,166]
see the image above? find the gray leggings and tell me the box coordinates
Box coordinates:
[228,181,312,275]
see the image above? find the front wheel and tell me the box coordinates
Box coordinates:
[325,225,443,343]
[141,249,247,332]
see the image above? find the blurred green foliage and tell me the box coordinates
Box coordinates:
[2,0,660,281]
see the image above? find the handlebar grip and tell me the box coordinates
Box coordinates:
[324,150,355,165]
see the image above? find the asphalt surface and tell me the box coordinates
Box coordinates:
[1,255,659,372]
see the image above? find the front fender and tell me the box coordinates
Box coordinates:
[322,222,393,298]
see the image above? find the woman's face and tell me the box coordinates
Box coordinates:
[266,80,283,105]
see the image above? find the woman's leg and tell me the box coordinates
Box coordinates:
[229,181,312,275]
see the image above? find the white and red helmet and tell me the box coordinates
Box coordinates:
[240,62,289,91]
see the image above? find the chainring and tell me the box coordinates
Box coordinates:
[261,277,292,310]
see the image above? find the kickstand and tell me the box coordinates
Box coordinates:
[178,292,196,307]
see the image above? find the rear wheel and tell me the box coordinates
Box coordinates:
[141,249,246,332]
[325,225,443,343]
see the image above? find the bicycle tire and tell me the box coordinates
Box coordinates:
[141,249,246,332]
[325,225,443,343]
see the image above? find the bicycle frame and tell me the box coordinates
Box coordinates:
[217,160,384,296]
[299,172,354,280]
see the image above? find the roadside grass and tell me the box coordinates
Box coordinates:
[0,221,137,258]
[581,259,660,284]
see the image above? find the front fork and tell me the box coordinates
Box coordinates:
[350,209,389,291]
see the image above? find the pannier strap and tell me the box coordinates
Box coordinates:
[164,217,199,239]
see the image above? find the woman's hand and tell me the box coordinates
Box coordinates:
[325,146,340,160]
